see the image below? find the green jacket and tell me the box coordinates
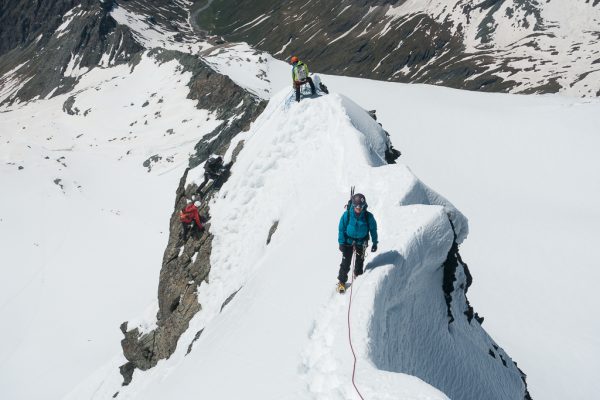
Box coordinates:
[292,61,310,82]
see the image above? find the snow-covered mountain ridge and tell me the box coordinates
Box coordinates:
[198,0,600,96]
[65,90,530,400]
[2,1,599,400]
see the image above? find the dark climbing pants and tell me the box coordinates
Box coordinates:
[338,244,366,284]
[295,77,316,102]
[182,222,201,240]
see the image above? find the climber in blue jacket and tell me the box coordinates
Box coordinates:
[337,193,378,293]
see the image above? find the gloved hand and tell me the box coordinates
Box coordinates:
[371,244,378,252]
[339,244,345,252]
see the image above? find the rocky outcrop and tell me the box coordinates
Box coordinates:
[366,109,401,164]
[118,54,265,382]
[442,219,476,325]
[119,168,212,381]
[118,118,260,382]
[441,218,532,400]
[0,0,81,57]
[0,0,142,105]
[0,0,218,105]
[152,49,266,121]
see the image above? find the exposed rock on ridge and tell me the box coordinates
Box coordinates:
[367,210,532,400]
[440,221,532,400]
[120,168,211,381]
[118,65,265,382]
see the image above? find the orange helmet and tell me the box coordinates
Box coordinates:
[290,56,299,64]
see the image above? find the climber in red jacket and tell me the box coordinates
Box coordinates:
[180,200,203,240]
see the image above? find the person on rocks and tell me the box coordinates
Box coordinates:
[290,56,316,102]
[337,193,378,293]
[196,155,232,194]
[180,200,203,241]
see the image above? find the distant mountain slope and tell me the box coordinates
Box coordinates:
[197,0,600,96]
[0,0,215,105]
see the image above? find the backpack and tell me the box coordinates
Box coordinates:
[296,63,308,81]
[205,155,223,170]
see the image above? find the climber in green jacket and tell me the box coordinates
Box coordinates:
[290,56,316,102]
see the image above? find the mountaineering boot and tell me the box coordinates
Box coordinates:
[319,82,329,94]
[336,281,346,294]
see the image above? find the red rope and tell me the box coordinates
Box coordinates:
[347,251,366,400]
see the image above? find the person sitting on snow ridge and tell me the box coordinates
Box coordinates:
[180,200,203,241]
[337,193,378,293]
[290,56,316,102]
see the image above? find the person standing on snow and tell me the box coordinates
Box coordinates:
[337,193,378,293]
[180,200,203,241]
[290,56,316,102]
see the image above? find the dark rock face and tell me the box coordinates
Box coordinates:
[368,215,532,400]
[0,0,213,105]
[188,97,265,168]
[0,0,142,105]
[118,56,265,381]
[442,218,531,400]
[119,168,211,380]
[146,49,267,168]
[266,221,279,245]
[0,0,80,57]
[366,109,401,163]
[152,49,266,122]
[442,221,475,325]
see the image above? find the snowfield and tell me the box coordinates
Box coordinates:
[320,75,600,400]
[1,35,599,400]
[0,53,222,400]
[62,90,527,400]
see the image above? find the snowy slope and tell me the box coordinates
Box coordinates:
[318,76,600,400]
[64,90,529,400]
[211,51,600,399]
[2,3,599,395]
[0,53,223,400]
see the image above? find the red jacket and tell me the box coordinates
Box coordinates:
[180,203,202,228]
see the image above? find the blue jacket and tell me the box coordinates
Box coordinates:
[338,208,378,245]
